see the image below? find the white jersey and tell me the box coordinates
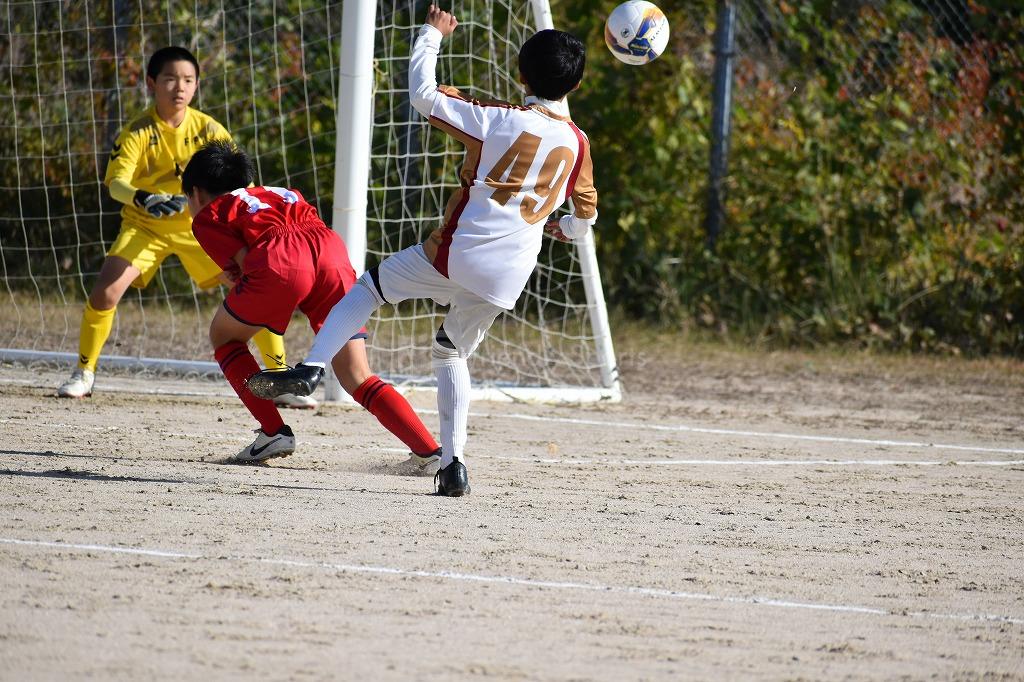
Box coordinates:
[409,24,598,310]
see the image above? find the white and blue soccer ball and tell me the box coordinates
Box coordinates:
[604,1,670,66]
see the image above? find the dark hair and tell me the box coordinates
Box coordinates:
[146,46,200,81]
[181,140,255,196]
[518,29,585,101]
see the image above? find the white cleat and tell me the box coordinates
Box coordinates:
[57,368,95,398]
[397,448,441,476]
[232,425,295,463]
[273,392,319,410]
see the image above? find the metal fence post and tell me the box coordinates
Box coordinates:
[705,0,737,249]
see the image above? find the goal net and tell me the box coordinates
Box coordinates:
[0,0,619,402]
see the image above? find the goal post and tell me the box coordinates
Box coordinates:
[0,0,620,404]
[324,0,376,402]
[530,0,620,396]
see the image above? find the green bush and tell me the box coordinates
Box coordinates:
[559,0,1023,354]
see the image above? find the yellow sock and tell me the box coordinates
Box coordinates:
[252,329,287,369]
[77,301,116,371]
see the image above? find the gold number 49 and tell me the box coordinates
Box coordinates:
[483,131,574,225]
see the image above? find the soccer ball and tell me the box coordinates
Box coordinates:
[604,1,670,66]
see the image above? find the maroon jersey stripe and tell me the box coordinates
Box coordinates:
[565,122,587,199]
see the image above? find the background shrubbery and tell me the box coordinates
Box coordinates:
[562,0,1023,354]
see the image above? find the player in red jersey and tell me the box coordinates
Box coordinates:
[182,140,441,466]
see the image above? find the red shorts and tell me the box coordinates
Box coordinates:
[223,223,367,338]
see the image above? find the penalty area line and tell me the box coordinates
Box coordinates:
[1,419,1021,468]
[2,377,1020,456]
[474,454,1024,467]
[1,537,1021,627]
[457,411,1024,456]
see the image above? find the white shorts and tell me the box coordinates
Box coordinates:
[365,245,503,358]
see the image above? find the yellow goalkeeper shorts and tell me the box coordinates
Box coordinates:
[107,220,222,290]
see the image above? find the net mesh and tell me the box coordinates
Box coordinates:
[0,0,615,392]
[1,0,344,362]
[368,1,606,387]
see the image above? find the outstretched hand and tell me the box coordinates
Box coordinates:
[426,4,458,37]
[134,190,187,218]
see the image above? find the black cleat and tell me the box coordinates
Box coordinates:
[434,458,470,497]
[247,363,324,399]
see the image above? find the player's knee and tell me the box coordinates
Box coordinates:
[333,345,373,395]
[88,285,123,311]
[208,315,244,348]
[337,371,368,396]
[208,322,226,348]
[431,326,464,366]
[431,341,463,368]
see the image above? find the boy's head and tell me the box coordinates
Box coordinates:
[182,140,255,216]
[518,29,585,101]
[145,47,200,117]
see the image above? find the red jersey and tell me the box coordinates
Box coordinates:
[192,186,325,270]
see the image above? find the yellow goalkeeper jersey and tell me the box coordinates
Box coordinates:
[104,106,231,234]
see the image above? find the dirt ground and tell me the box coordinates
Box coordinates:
[1,346,1023,680]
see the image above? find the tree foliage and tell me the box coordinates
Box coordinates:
[558,0,1023,354]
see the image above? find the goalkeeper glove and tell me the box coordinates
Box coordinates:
[133,190,187,218]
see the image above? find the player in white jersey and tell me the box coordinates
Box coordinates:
[248,4,598,496]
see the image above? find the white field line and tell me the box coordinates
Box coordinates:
[1,416,1023,467]
[6,373,1024,456]
[491,412,1024,456]
[474,455,1024,467]
[8,374,1024,457]
[0,376,234,398]
[1,537,1021,626]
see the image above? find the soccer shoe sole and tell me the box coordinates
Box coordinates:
[231,430,297,464]
[56,383,94,399]
[231,447,295,464]
[273,394,319,410]
[56,391,92,399]
[247,366,323,400]
[435,482,471,497]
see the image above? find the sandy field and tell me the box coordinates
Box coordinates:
[1,347,1022,680]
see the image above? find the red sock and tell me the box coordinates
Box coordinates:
[215,341,285,435]
[353,375,438,455]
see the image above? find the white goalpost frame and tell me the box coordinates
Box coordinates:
[529,0,620,397]
[323,0,376,403]
[322,0,621,404]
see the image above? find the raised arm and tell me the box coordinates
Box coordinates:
[409,5,458,117]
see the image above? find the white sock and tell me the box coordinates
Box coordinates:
[306,282,381,366]
[432,343,470,469]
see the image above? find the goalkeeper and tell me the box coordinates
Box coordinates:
[57,46,312,409]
